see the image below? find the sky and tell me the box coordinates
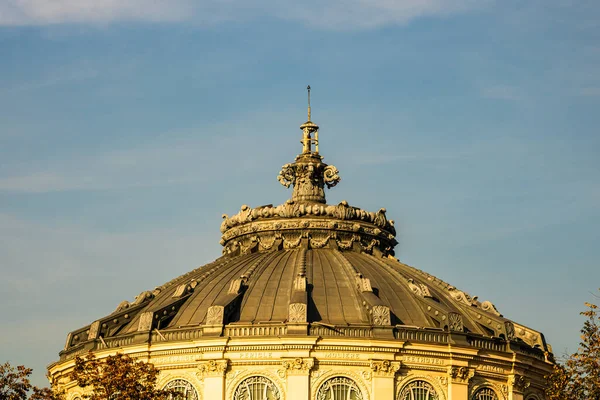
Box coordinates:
[1,0,599,388]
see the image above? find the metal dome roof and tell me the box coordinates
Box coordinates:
[59,90,550,362]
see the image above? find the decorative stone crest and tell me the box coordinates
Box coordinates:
[371,305,391,326]
[370,360,400,377]
[288,303,307,323]
[448,312,464,332]
[206,305,224,325]
[197,359,229,379]
[449,366,474,383]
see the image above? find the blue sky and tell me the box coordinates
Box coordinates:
[1,0,599,387]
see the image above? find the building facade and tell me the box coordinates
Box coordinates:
[48,94,554,400]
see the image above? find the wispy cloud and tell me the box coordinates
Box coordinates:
[0,0,489,29]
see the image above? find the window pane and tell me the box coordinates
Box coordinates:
[233,376,281,400]
[397,380,439,400]
[164,379,199,400]
[472,388,498,400]
[316,377,363,400]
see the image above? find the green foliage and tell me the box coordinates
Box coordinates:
[0,362,63,400]
[545,291,600,400]
[71,352,175,400]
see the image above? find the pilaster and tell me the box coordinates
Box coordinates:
[447,366,474,400]
[370,360,400,399]
[508,374,530,400]
[281,358,313,400]
[197,359,228,400]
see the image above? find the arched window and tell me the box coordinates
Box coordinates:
[164,379,199,400]
[472,387,498,400]
[233,376,281,400]
[398,380,439,400]
[316,376,363,400]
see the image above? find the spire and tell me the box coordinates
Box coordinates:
[307,84,311,121]
[300,85,319,154]
[276,86,340,203]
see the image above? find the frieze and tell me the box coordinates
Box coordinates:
[402,356,445,366]
[221,216,397,256]
[239,352,276,359]
[323,352,360,360]
[151,354,197,365]
[476,364,507,374]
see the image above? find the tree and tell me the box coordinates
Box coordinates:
[71,352,175,400]
[0,362,63,400]
[546,292,600,400]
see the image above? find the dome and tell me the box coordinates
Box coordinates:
[50,89,554,400]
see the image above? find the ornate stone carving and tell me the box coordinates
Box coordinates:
[281,358,314,375]
[288,303,307,323]
[113,300,130,313]
[371,305,391,326]
[131,290,156,306]
[481,300,501,316]
[407,279,432,298]
[88,321,100,340]
[449,366,474,383]
[448,287,476,306]
[356,276,373,292]
[206,306,224,325]
[436,375,448,387]
[137,312,153,331]
[323,165,340,188]
[293,275,306,291]
[509,375,530,392]
[228,279,243,295]
[504,321,515,340]
[197,359,229,379]
[278,164,296,188]
[448,312,464,332]
[370,360,400,377]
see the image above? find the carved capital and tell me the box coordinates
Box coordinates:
[369,360,400,377]
[509,374,530,392]
[280,358,314,376]
[448,366,474,384]
[197,359,229,379]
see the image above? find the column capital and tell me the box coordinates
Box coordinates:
[280,357,314,376]
[196,359,229,380]
[370,359,401,377]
